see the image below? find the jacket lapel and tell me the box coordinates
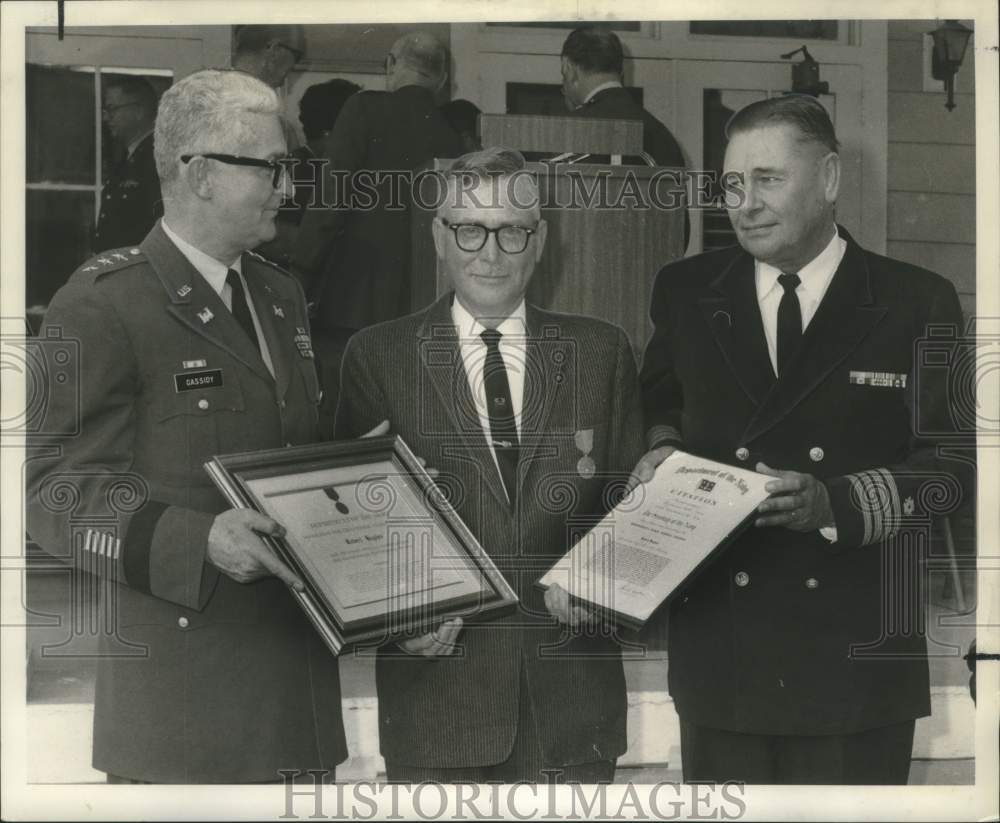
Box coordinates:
[518,305,570,478]
[243,255,294,400]
[416,295,511,510]
[142,224,272,384]
[741,230,886,444]
[697,251,776,407]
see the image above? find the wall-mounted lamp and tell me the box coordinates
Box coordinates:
[928,20,973,112]
[780,46,829,97]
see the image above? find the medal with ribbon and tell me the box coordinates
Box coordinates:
[575,428,595,479]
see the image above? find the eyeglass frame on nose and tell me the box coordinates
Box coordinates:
[439,218,539,254]
[180,153,288,189]
[102,101,141,116]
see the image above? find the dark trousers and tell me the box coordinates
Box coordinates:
[679,719,916,785]
[386,667,616,784]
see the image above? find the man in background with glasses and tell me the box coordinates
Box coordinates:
[94,75,162,253]
[26,69,351,783]
[336,147,645,783]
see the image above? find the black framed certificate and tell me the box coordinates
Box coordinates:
[537,451,772,630]
[205,436,518,655]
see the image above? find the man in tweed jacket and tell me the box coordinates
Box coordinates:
[335,147,645,782]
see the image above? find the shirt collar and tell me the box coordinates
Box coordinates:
[451,297,528,340]
[161,218,241,297]
[755,226,845,302]
[126,129,153,159]
[581,80,623,106]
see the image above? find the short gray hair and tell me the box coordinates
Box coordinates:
[441,146,540,216]
[154,69,280,184]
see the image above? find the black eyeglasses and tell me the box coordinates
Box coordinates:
[440,218,539,254]
[180,153,287,188]
[102,101,140,116]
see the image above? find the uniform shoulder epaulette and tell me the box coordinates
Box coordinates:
[246,250,293,277]
[76,246,146,280]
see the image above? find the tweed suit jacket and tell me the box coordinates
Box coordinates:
[26,222,346,782]
[292,85,464,331]
[640,227,968,735]
[571,87,686,168]
[335,294,646,768]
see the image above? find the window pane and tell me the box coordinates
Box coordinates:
[690,21,839,39]
[702,89,767,252]
[26,64,95,185]
[26,189,95,307]
[487,21,642,31]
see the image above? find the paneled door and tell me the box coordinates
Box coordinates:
[669,59,876,255]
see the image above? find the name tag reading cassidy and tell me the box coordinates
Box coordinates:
[538,451,771,627]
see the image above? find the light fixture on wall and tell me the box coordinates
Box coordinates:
[928,20,973,112]
[780,46,829,97]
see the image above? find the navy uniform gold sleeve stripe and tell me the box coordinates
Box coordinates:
[646,423,683,451]
[827,467,903,547]
[123,501,168,593]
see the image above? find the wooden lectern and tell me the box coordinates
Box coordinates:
[410,114,686,353]
[479,112,643,158]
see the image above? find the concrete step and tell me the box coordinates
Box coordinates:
[24,684,975,785]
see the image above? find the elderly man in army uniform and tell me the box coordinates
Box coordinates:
[26,69,354,784]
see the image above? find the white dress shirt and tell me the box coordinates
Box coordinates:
[161,219,275,376]
[452,298,528,497]
[126,129,153,159]
[580,80,623,107]
[754,225,845,542]
[755,227,846,376]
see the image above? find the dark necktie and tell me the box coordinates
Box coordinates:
[776,272,802,375]
[480,328,519,506]
[226,269,261,355]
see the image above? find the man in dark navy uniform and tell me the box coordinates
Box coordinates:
[636,95,967,784]
[93,75,163,253]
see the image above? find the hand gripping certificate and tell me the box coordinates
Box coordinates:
[538,451,771,629]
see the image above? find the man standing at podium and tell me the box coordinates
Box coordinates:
[336,147,645,783]
[560,26,686,168]
[636,96,965,784]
